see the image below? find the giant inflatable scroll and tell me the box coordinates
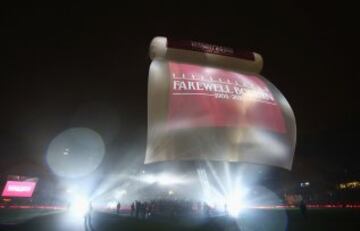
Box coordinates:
[146,37,296,170]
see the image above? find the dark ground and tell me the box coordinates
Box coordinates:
[1,208,360,231]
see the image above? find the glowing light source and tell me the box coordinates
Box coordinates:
[143,174,157,184]
[114,189,127,199]
[69,196,90,217]
[300,181,310,187]
[157,174,183,185]
[338,181,360,189]
[141,173,184,185]
[225,189,248,217]
[106,201,117,209]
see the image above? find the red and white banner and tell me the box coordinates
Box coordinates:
[1,181,37,198]
[168,62,286,133]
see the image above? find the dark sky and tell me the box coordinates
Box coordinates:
[1,4,359,181]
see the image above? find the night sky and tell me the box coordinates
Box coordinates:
[1,4,359,183]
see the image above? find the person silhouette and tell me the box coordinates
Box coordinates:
[299,199,307,219]
[131,202,135,217]
[84,201,94,230]
[116,201,121,215]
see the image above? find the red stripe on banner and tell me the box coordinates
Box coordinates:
[168,62,286,133]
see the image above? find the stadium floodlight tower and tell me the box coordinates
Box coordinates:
[145,37,296,208]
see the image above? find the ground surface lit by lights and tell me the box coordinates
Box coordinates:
[1,206,360,231]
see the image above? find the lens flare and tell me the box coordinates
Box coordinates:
[46,128,105,178]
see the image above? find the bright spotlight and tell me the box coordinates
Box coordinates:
[106,201,117,209]
[69,197,89,217]
[143,174,157,184]
[114,189,127,200]
[226,189,248,217]
[158,175,175,185]
[227,201,244,217]
[157,174,183,185]
[141,173,184,185]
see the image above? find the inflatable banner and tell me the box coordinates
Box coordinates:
[146,37,296,170]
